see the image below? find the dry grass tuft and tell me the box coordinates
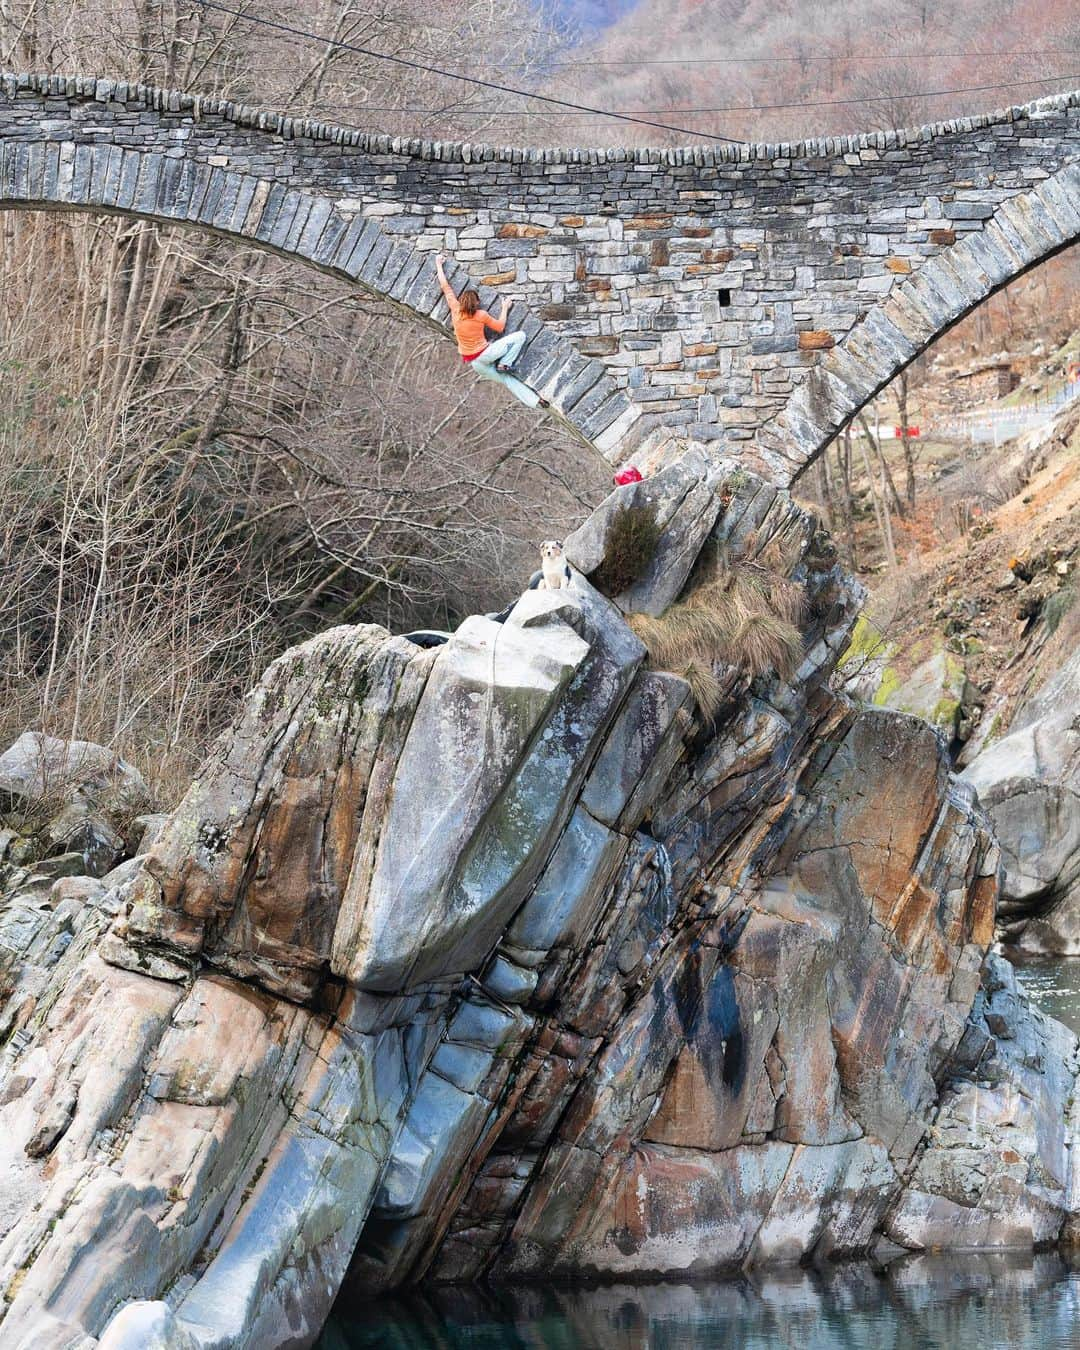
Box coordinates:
[679,661,725,723]
[628,548,806,720]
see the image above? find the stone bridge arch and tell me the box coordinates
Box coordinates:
[762,160,1080,481]
[2,74,1080,479]
[0,78,639,462]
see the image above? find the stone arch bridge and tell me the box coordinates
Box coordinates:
[2,72,1080,481]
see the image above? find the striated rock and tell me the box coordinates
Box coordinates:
[116,624,435,1001]
[963,647,1080,952]
[0,464,1074,1350]
[335,586,643,991]
[887,953,1079,1249]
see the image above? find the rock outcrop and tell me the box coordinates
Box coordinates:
[0,448,1075,1350]
[840,623,979,748]
[963,648,1080,953]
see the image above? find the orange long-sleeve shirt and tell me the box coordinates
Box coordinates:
[449,298,506,357]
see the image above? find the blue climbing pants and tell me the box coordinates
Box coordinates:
[469,332,541,409]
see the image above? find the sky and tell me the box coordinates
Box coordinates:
[548,0,640,36]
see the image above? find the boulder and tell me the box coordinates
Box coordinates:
[846,634,976,741]
[963,647,1080,952]
[0,733,150,878]
[0,732,149,818]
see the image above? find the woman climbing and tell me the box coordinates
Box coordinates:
[435,254,549,411]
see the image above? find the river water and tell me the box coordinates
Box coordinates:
[320,1253,1080,1349]
[1014,954,1080,1036]
[319,956,1080,1350]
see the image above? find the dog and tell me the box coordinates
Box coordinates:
[538,540,573,590]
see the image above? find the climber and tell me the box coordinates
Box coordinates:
[435,254,549,411]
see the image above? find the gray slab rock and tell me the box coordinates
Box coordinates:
[0,731,149,817]
[564,441,726,617]
[963,646,1080,951]
[886,953,1080,1250]
[334,583,643,991]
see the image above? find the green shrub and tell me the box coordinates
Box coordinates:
[1044,587,1076,635]
[591,502,662,596]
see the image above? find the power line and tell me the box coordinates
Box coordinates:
[547,49,1080,68]
[190,0,743,143]
[325,71,1080,117]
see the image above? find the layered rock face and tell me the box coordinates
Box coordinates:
[963,648,1080,953]
[0,450,1075,1350]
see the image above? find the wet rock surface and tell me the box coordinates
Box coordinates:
[0,449,1075,1349]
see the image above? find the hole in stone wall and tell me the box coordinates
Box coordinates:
[718,288,732,307]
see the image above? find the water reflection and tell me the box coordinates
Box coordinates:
[320,1251,1080,1350]
[1013,954,1080,1036]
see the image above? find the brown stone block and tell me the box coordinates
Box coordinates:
[703,248,734,265]
[650,239,670,267]
[798,330,836,350]
[584,280,612,293]
[626,214,674,230]
[885,257,913,274]
[540,303,575,321]
[498,222,548,238]
[685,263,725,275]
[929,229,957,245]
[480,271,516,286]
[560,215,586,227]
[681,227,712,238]
[684,342,719,357]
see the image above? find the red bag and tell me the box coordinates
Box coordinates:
[613,465,643,486]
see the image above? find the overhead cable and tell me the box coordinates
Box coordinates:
[191,0,744,143]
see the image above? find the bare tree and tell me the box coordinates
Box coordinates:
[0,1,604,801]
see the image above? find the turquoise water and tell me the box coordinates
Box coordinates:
[319,1252,1080,1349]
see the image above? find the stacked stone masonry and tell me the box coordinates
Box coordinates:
[1,73,1079,477]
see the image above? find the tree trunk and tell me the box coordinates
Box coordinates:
[897,371,917,509]
[857,410,905,519]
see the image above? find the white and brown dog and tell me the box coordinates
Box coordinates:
[538,539,573,590]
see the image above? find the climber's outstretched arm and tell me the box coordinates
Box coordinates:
[435,254,458,313]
